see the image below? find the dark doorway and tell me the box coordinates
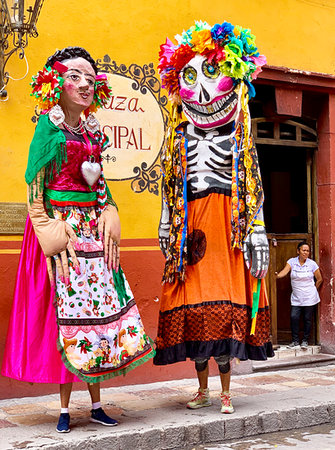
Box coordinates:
[249,83,319,344]
[258,145,308,234]
[258,145,315,344]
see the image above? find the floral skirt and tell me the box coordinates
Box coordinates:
[1,190,155,384]
[47,189,155,382]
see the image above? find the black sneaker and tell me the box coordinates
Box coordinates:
[301,340,308,349]
[56,413,70,433]
[287,342,300,349]
[90,407,118,426]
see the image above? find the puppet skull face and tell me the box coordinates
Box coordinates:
[179,54,239,130]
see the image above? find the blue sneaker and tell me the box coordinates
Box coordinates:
[90,407,118,426]
[56,413,70,433]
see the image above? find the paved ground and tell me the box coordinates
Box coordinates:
[1,362,335,449]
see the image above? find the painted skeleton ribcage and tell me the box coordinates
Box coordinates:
[185,124,234,198]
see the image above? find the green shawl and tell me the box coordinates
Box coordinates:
[25,114,67,204]
[25,113,117,210]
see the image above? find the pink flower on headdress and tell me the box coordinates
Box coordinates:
[159,38,177,69]
[250,54,267,80]
[159,44,194,96]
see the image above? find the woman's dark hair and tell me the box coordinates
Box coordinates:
[297,241,310,251]
[45,46,98,74]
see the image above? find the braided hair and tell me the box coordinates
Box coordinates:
[45,46,98,74]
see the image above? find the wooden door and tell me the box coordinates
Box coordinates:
[267,234,313,344]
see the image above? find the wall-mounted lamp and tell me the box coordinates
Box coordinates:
[0,0,44,98]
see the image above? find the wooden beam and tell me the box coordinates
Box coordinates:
[256,65,335,93]
[255,138,317,147]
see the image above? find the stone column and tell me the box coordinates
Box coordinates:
[317,93,335,353]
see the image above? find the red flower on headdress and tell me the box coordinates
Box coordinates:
[31,66,64,110]
[158,38,177,69]
[170,45,195,72]
[88,74,113,113]
[203,43,226,65]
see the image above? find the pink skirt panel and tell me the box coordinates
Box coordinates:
[1,216,80,384]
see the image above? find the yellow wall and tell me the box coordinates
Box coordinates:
[1,0,335,238]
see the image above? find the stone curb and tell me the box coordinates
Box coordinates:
[253,353,335,372]
[3,366,335,450]
[5,399,334,450]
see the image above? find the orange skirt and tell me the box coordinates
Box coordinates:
[154,193,273,364]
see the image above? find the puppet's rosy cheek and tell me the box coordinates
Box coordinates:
[216,77,234,92]
[63,80,76,92]
[180,87,195,100]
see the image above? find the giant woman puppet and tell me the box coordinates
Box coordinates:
[154,21,274,414]
[2,47,155,433]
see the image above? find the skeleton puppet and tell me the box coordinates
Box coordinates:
[154,21,273,366]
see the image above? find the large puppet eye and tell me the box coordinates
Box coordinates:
[202,61,220,79]
[182,67,197,86]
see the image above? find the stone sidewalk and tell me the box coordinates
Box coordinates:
[1,364,335,449]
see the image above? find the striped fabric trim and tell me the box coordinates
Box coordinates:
[45,189,97,206]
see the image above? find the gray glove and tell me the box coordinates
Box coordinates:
[243,225,269,279]
[158,197,170,258]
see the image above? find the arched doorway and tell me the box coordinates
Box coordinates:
[252,117,318,345]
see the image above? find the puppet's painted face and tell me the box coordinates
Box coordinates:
[179,54,239,130]
[59,57,96,111]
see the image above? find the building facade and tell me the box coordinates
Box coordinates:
[1,0,335,399]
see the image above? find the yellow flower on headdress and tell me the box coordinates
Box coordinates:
[191,29,215,54]
[234,25,242,37]
[41,83,52,98]
[218,47,250,79]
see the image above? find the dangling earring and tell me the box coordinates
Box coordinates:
[49,104,65,126]
[84,113,100,134]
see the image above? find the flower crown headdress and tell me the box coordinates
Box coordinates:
[158,20,266,102]
[30,60,112,112]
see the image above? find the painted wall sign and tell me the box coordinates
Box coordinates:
[0,203,27,234]
[95,56,169,195]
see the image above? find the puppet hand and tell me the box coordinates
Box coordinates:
[159,236,169,258]
[46,230,80,285]
[28,190,76,257]
[159,195,171,258]
[98,204,121,272]
[158,222,170,258]
[243,225,269,279]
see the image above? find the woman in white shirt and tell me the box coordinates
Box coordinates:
[275,242,322,349]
